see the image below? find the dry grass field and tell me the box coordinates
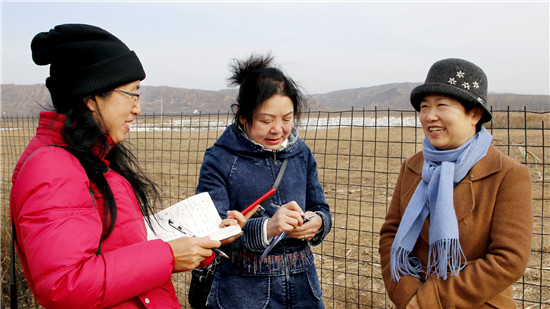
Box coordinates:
[1,110,549,308]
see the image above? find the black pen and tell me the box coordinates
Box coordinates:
[167,219,229,258]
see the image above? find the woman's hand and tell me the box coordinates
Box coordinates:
[222,210,246,229]
[406,295,420,309]
[266,201,304,238]
[167,236,220,272]
[286,211,322,241]
[218,210,246,245]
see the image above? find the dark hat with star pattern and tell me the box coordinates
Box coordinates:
[410,58,492,124]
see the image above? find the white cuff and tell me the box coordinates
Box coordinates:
[262,219,273,246]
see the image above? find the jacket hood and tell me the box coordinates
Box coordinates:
[12,111,116,183]
[214,123,304,160]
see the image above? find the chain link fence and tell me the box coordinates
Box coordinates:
[2,108,548,308]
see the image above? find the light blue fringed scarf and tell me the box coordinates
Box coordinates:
[390,127,493,282]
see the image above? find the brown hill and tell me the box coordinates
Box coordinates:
[311,83,419,110]
[1,83,547,116]
[311,82,550,111]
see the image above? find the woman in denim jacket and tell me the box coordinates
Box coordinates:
[196,53,332,309]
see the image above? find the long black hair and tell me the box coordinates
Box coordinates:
[55,92,159,240]
[227,53,305,130]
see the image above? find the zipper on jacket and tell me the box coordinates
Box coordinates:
[283,247,291,307]
[273,152,277,166]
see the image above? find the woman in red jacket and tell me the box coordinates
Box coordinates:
[10,23,245,308]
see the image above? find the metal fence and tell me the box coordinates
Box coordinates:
[1,108,549,308]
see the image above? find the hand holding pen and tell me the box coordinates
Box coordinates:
[166,226,221,272]
[166,189,275,265]
[168,219,229,259]
[261,213,315,259]
[265,201,305,239]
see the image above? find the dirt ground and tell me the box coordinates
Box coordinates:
[1,111,548,308]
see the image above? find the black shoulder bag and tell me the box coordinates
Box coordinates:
[188,158,288,309]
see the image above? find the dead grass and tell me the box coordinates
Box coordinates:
[1,111,548,308]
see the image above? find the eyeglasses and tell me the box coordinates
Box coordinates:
[114,89,141,105]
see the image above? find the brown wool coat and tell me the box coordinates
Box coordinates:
[379,145,533,309]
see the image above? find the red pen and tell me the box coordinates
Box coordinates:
[241,188,276,215]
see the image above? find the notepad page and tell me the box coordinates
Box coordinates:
[146,192,223,241]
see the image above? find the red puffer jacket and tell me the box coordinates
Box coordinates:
[10,112,180,308]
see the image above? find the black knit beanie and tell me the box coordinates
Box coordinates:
[410,58,492,124]
[31,23,145,103]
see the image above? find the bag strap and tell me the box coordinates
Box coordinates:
[10,221,18,309]
[252,158,289,218]
[271,159,288,193]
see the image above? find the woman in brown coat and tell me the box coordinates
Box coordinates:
[379,58,533,309]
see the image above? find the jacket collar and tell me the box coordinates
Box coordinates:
[215,123,302,159]
[37,111,68,146]
[236,123,299,150]
[38,111,115,166]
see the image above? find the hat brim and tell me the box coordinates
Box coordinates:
[410,83,492,123]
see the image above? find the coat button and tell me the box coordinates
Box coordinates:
[144,298,150,304]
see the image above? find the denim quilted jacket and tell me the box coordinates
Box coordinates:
[196,123,332,253]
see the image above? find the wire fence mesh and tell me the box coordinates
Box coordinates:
[1,108,548,308]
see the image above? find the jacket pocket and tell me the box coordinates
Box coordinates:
[304,264,323,301]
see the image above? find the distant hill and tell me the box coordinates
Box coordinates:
[311,82,550,111]
[1,83,548,116]
[310,82,419,110]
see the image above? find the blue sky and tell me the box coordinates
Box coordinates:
[1,1,549,95]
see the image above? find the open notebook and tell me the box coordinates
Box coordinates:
[146,192,241,242]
